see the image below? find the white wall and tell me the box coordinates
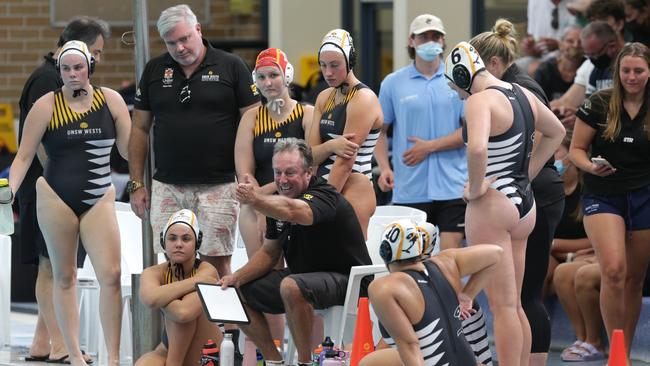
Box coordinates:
[269,0,341,85]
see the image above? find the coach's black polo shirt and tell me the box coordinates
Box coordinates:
[135,39,260,184]
[265,177,372,275]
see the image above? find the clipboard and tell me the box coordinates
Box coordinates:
[196,283,251,324]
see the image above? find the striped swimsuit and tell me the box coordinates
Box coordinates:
[317,83,380,180]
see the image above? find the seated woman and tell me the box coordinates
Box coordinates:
[135,209,222,366]
[361,219,502,366]
[548,133,605,361]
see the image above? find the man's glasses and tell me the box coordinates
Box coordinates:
[179,80,191,104]
[551,6,559,30]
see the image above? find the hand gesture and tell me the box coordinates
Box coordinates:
[457,292,476,320]
[218,274,241,289]
[236,174,259,204]
[377,168,395,192]
[403,137,433,166]
[329,133,359,159]
[130,186,150,218]
[463,176,496,202]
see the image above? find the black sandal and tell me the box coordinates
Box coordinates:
[25,354,50,362]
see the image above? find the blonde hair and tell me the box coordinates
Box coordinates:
[470,19,518,66]
[602,42,650,141]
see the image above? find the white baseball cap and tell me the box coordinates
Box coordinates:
[410,14,446,36]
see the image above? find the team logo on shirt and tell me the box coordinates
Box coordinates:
[623,137,634,143]
[302,194,313,200]
[275,131,282,138]
[250,84,259,96]
[163,68,174,87]
[201,70,220,82]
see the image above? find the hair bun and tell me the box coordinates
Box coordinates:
[493,18,516,38]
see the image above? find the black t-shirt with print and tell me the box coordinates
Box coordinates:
[575,90,650,194]
[265,177,372,274]
[134,39,260,184]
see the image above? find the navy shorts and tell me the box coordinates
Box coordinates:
[582,184,650,230]
[239,269,351,314]
[401,199,466,233]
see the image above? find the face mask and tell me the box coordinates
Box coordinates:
[590,52,612,69]
[416,41,443,62]
[554,159,566,176]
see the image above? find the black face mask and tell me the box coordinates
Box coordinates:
[590,52,612,69]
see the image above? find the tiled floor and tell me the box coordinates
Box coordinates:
[3,310,650,366]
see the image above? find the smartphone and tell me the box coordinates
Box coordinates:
[591,157,613,167]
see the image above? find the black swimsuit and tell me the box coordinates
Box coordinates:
[252,103,306,185]
[379,261,476,366]
[317,83,380,180]
[42,87,116,216]
[463,83,536,218]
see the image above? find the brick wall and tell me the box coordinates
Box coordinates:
[0,0,263,116]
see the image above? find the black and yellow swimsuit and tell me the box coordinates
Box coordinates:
[252,103,305,185]
[42,87,116,216]
[161,258,201,349]
[317,83,380,180]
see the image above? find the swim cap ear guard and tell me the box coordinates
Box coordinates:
[417,222,440,258]
[160,209,203,252]
[379,219,423,264]
[444,41,486,94]
[252,47,294,87]
[318,29,356,73]
[56,40,96,76]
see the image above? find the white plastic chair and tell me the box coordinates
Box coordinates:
[0,234,12,346]
[77,202,142,364]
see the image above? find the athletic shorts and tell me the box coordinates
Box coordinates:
[19,200,86,267]
[400,199,466,233]
[239,269,350,314]
[582,183,650,230]
[151,180,239,256]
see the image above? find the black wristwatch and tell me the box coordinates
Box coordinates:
[126,180,145,194]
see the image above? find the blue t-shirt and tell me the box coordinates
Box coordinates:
[378,62,466,203]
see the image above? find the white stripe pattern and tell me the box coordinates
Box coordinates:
[486,132,524,207]
[84,138,114,202]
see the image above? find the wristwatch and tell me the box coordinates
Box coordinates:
[126,180,145,194]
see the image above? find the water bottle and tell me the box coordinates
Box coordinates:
[0,179,13,235]
[220,333,235,366]
[321,353,342,366]
[319,336,334,366]
[200,339,219,366]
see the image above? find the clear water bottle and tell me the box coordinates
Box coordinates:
[220,333,235,366]
[0,179,14,235]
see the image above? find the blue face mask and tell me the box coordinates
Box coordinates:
[415,41,443,62]
[554,159,566,176]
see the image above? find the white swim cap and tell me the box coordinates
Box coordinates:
[444,41,486,93]
[379,219,422,264]
[161,209,202,250]
[319,29,356,71]
[57,40,94,76]
[417,222,440,258]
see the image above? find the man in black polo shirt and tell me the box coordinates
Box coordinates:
[17,16,109,362]
[220,138,372,366]
[129,4,260,280]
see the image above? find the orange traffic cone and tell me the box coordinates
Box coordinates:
[608,329,627,366]
[350,297,374,366]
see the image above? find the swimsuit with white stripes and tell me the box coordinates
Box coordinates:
[379,261,476,366]
[463,83,536,218]
[42,87,116,216]
[317,83,380,180]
